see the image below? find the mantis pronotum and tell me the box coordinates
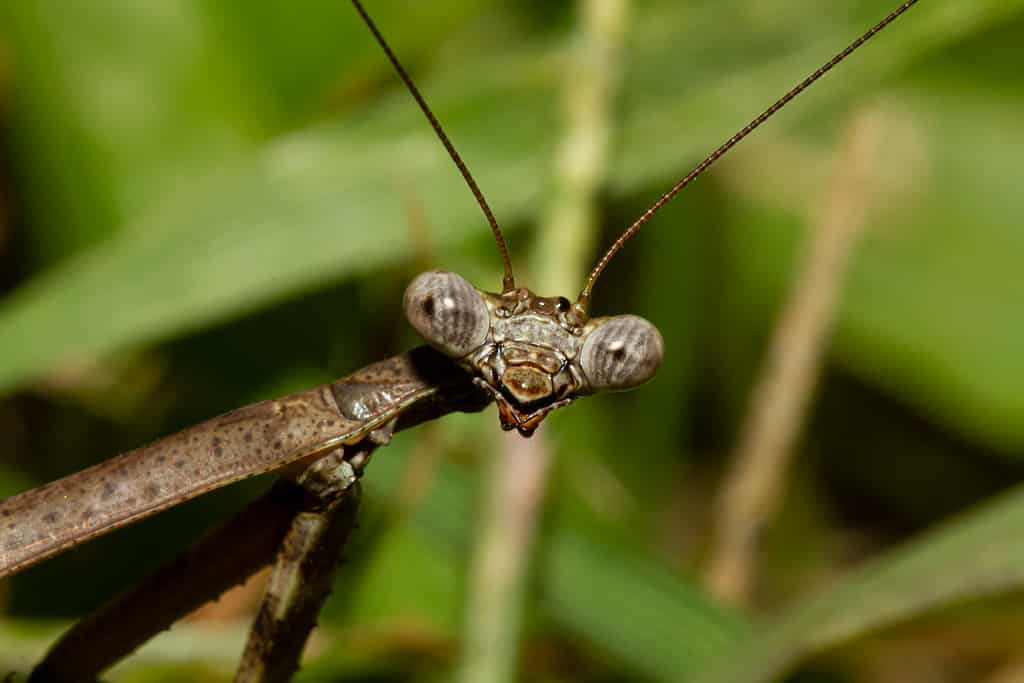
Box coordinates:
[0,0,919,678]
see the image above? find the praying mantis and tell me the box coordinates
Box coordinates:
[4,0,999,679]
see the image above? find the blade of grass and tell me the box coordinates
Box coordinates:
[367,434,751,682]
[696,482,1024,683]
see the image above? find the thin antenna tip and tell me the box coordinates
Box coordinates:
[576,0,920,305]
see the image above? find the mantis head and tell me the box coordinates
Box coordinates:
[404,270,662,436]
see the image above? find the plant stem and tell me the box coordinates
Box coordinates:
[705,106,886,606]
[457,1,631,681]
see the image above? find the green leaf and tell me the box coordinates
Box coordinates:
[542,528,749,680]
[364,425,750,681]
[695,482,1024,683]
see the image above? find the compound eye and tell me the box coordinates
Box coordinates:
[579,315,664,393]
[404,271,490,358]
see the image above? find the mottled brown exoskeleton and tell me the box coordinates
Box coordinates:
[404,270,663,436]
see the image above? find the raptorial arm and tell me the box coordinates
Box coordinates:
[0,346,489,579]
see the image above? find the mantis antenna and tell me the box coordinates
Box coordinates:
[575,0,920,313]
[352,0,919,310]
[350,0,517,293]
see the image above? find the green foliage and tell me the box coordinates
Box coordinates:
[1,1,1023,681]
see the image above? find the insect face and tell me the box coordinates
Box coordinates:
[405,270,663,436]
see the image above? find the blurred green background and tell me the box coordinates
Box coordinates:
[1,0,1024,681]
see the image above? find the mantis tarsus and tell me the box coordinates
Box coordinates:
[0,0,920,679]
